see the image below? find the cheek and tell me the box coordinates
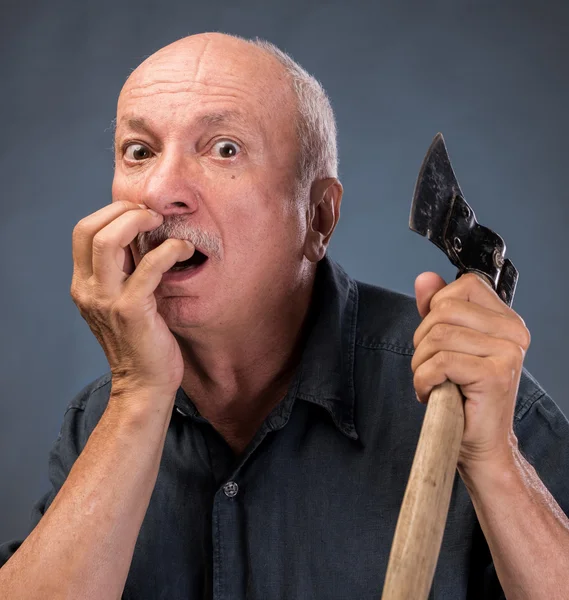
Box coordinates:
[230,205,304,273]
[111,175,128,202]
[111,170,146,202]
[226,179,299,239]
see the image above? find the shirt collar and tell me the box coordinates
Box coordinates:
[291,254,359,441]
[174,254,360,441]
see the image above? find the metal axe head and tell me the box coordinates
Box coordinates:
[409,133,518,307]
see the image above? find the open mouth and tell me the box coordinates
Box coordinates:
[168,248,209,272]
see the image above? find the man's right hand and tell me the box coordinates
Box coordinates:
[0,202,194,599]
[70,201,195,400]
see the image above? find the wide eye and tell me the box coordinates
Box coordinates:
[212,140,241,159]
[124,143,152,161]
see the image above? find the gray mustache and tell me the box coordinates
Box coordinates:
[136,214,221,259]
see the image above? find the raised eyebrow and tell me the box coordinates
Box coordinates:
[124,117,150,132]
[114,117,154,152]
[113,111,258,152]
[116,117,154,137]
[197,111,266,146]
[116,113,247,138]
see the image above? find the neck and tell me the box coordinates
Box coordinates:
[174,266,318,452]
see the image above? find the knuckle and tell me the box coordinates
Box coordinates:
[465,272,484,289]
[430,323,451,343]
[70,290,83,310]
[492,358,514,394]
[92,232,110,255]
[461,273,476,286]
[518,327,531,350]
[509,343,525,367]
[436,298,456,314]
[435,350,451,367]
[72,290,94,317]
[70,278,89,305]
[513,311,527,328]
[70,287,85,310]
[69,279,79,300]
[410,351,420,372]
[139,252,158,271]
[72,219,88,243]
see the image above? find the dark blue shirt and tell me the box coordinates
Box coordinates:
[2,256,568,599]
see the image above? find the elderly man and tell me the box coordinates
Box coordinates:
[1,32,568,599]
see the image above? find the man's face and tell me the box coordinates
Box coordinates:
[112,35,309,332]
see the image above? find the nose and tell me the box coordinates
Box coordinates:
[140,149,200,217]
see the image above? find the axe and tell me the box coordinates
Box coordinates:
[381,134,519,600]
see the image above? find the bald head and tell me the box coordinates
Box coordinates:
[121,33,292,120]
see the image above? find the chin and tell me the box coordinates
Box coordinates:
[156,296,209,330]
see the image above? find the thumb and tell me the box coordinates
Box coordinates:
[415,272,447,318]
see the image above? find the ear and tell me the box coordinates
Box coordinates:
[303,178,343,262]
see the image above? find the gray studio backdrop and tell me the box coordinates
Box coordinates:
[1,0,567,542]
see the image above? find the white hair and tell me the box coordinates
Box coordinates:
[248,37,339,188]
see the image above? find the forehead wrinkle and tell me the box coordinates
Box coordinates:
[122,78,253,101]
[124,89,243,104]
[122,55,280,105]
[119,83,271,135]
[121,33,293,109]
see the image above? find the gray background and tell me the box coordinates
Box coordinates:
[1,0,567,542]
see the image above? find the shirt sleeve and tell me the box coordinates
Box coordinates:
[0,404,85,568]
[514,391,569,516]
[474,368,569,598]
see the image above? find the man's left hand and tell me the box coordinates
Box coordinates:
[411,272,531,471]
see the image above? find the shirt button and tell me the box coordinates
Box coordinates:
[223,481,239,498]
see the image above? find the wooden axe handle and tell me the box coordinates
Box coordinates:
[381,380,465,600]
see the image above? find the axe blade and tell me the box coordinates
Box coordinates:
[409,133,519,307]
[409,133,464,252]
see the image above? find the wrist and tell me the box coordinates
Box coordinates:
[458,446,523,497]
[107,385,177,429]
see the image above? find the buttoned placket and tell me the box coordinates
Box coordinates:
[174,401,290,600]
[210,418,281,600]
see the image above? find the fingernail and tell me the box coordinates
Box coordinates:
[184,241,195,250]
[137,203,146,209]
